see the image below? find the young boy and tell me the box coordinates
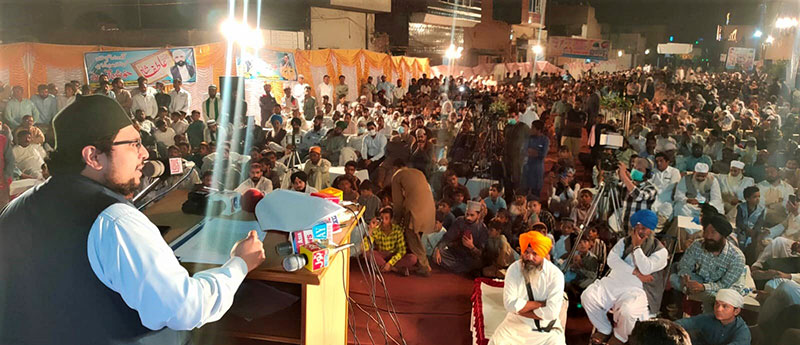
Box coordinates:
[436,199,456,229]
[365,208,418,276]
[450,191,466,218]
[234,163,273,195]
[564,236,600,291]
[484,183,507,214]
[571,188,596,226]
[481,219,517,278]
[423,212,448,257]
[357,180,381,222]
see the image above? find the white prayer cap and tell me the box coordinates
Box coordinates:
[716,289,744,308]
[297,74,305,79]
[466,200,482,213]
[730,160,745,170]
[694,162,710,173]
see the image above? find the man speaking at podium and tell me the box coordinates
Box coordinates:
[0,95,266,344]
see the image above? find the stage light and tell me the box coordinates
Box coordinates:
[444,44,463,60]
[669,36,674,42]
[766,35,775,44]
[776,17,799,29]
[617,50,623,57]
[644,49,650,55]
[220,19,263,48]
[753,29,763,38]
[532,44,543,55]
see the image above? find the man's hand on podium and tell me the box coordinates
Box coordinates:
[232,230,266,272]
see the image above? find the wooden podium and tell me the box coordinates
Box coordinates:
[145,191,363,345]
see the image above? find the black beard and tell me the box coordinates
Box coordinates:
[176,61,186,66]
[106,178,140,198]
[703,238,725,252]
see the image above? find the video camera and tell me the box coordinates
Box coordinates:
[598,133,624,171]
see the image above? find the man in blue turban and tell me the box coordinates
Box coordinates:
[582,209,669,345]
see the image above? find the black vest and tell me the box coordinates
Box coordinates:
[0,174,189,344]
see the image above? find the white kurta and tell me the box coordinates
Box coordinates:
[719,174,755,220]
[489,259,566,345]
[581,239,668,342]
[12,144,46,179]
[651,166,682,219]
[674,175,723,218]
[234,177,273,195]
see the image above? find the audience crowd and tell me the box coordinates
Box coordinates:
[3,64,800,345]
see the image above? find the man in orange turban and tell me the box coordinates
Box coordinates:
[302,145,330,190]
[489,231,566,345]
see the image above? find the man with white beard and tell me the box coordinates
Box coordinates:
[490,231,565,345]
[719,160,755,221]
[674,162,723,218]
[582,209,668,345]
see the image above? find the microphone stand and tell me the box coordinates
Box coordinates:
[134,167,198,211]
[131,177,164,207]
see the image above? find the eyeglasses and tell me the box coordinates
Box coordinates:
[111,138,143,150]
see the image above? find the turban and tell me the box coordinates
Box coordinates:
[730,160,745,170]
[519,231,553,259]
[269,114,283,125]
[309,146,321,155]
[694,162,709,173]
[630,209,658,230]
[716,289,744,308]
[466,200,482,213]
[206,120,216,126]
[705,214,733,237]
[335,121,348,130]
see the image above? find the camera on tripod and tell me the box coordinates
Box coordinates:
[597,133,624,171]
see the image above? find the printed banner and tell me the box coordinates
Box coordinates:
[548,36,610,61]
[236,49,298,81]
[725,47,755,71]
[84,47,197,87]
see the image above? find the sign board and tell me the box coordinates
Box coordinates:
[725,47,755,71]
[720,53,727,62]
[547,36,610,61]
[84,47,196,87]
[657,43,693,55]
[236,49,298,81]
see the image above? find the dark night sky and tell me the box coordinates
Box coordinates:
[557,0,767,42]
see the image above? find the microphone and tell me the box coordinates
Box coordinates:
[142,158,195,178]
[281,243,355,272]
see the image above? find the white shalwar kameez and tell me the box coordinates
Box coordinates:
[489,259,565,345]
[580,239,668,342]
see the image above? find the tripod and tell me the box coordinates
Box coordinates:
[561,170,625,271]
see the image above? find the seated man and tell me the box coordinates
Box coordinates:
[675,289,751,345]
[365,208,418,276]
[289,171,317,194]
[756,280,800,345]
[582,209,668,345]
[719,160,754,221]
[751,236,800,290]
[758,163,795,228]
[674,162,723,219]
[489,231,566,345]
[482,219,517,278]
[302,146,331,190]
[234,163,273,195]
[11,130,46,179]
[670,213,746,312]
[432,201,488,274]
